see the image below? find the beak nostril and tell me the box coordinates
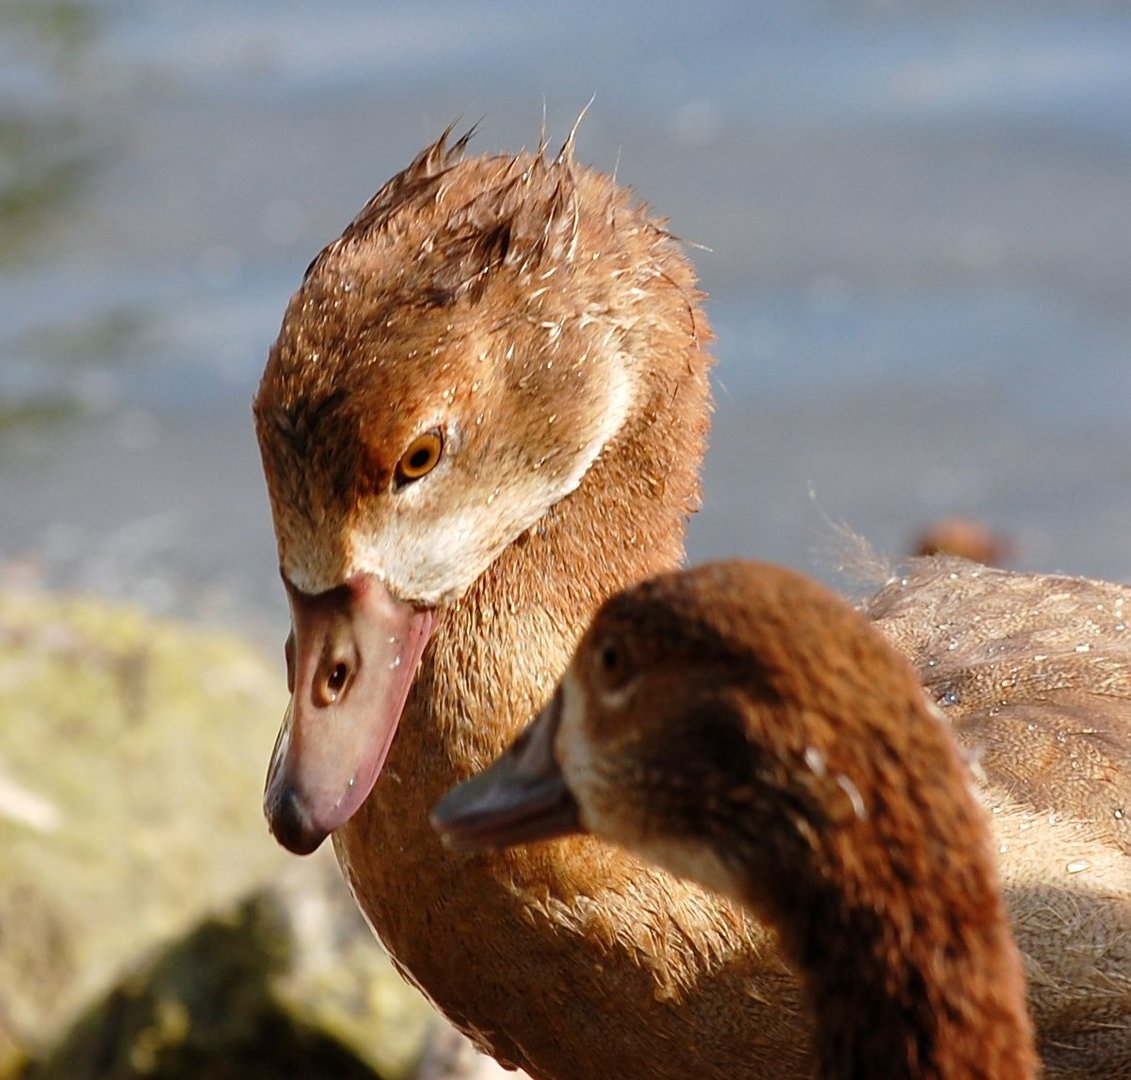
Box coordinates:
[313,660,352,706]
[284,632,296,694]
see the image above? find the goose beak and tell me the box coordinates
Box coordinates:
[264,573,435,855]
[431,687,581,851]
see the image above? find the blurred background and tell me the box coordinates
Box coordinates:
[4,0,1131,633]
[2,1,1131,1075]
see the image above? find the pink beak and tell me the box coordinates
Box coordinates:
[264,573,435,855]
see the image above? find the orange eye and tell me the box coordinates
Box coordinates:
[395,428,444,486]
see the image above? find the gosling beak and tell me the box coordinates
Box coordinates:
[431,687,581,851]
[264,573,435,855]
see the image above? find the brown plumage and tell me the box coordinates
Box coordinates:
[434,560,1041,1079]
[254,130,1130,1078]
[864,555,1131,1073]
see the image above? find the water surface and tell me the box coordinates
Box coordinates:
[3,0,1131,636]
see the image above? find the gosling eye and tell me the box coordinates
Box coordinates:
[395,428,444,488]
[592,636,633,695]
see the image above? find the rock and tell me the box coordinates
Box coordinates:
[0,589,434,1079]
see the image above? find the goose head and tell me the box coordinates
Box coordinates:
[433,559,985,924]
[253,132,698,855]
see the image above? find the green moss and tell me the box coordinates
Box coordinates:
[0,592,288,1052]
[0,2,99,262]
[0,399,82,433]
[0,111,92,264]
[0,1,96,61]
[12,307,150,368]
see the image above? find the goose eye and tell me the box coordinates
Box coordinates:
[395,428,444,486]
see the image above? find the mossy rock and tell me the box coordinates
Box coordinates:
[0,590,433,1079]
[34,892,429,1080]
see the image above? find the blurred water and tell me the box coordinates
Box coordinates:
[2,0,1131,635]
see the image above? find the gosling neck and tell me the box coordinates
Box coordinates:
[764,795,1037,1079]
